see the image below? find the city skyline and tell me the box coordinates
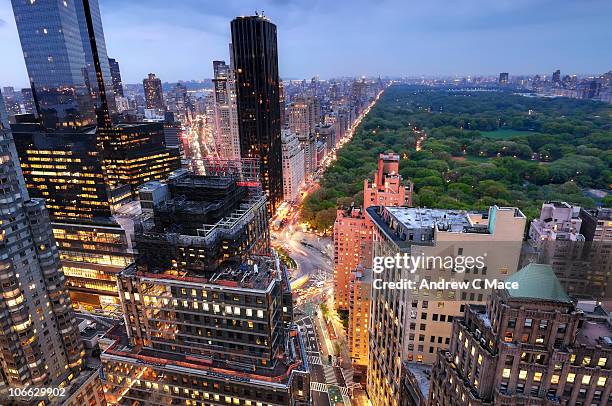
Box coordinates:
[2,0,612,87]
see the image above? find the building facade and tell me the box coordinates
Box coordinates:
[366,205,526,406]
[281,130,305,202]
[108,57,124,97]
[0,123,84,401]
[11,0,115,128]
[231,15,283,214]
[212,60,240,160]
[100,171,310,405]
[143,73,165,111]
[429,264,611,406]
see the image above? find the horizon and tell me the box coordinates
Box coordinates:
[1,0,612,88]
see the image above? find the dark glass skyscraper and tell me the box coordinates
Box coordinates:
[231,15,283,214]
[11,0,115,129]
[108,57,124,97]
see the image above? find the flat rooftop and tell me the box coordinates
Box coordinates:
[125,255,280,291]
[385,207,474,232]
[576,319,612,348]
[403,362,432,399]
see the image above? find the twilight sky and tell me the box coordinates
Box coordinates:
[1,0,611,88]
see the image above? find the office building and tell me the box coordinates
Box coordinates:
[0,120,84,399]
[552,69,562,84]
[499,72,509,85]
[11,118,180,308]
[429,264,611,405]
[281,130,305,202]
[20,87,35,114]
[108,57,124,97]
[231,15,283,214]
[11,0,115,128]
[527,201,611,301]
[134,171,270,272]
[143,73,165,111]
[366,205,526,406]
[212,60,240,160]
[100,172,310,405]
[166,82,190,122]
[97,122,181,192]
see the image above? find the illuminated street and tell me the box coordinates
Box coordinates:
[270,91,384,405]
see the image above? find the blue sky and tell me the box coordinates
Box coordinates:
[1,0,611,87]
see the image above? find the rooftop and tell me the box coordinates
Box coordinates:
[402,362,431,400]
[125,255,281,292]
[385,207,474,232]
[505,263,572,303]
[575,319,612,348]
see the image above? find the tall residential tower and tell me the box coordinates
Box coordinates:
[231,15,283,214]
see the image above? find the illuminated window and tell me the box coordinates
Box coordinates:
[567,373,576,383]
[581,375,591,385]
[518,370,527,380]
[551,375,559,384]
[502,368,511,378]
[597,376,606,386]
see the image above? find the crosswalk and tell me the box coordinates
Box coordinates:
[310,382,349,397]
[307,355,322,365]
[310,381,328,393]
[323,365,338,385]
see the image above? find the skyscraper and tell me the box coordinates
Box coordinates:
[212,60,241,160]
[108,57,124,97]
[11,0,115,129]
[0,109,84,398]
[231,15,283,214]
[143,73,165,111]
[499,72,509,85]
[10,0,181,312]
[552,69,562,84]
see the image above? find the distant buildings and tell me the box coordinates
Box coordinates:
[108,57,124,97]
[143,73,165,111]
[366,205,526,405]
[20,87,35,114]
[212,59,241,160]
[429,264,611,405]
[281,130,305,202]
[499,72,509,85]
[231,15,283,214]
